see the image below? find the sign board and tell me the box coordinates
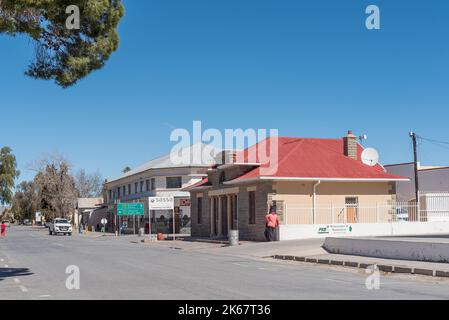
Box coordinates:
[35,212,42,223]
[101,218,108,226]
[180,199,191,207]
[117,203,145,216]
[149,197,174,210]
[318,225,353,235]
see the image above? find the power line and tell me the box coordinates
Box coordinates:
[417,136,449,146]
[417,136,449,152]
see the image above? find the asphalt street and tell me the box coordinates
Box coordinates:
[1,226,449,300]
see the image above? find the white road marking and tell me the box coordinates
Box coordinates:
[4,264,9,268]
[52,243,65,247]
[39,295,51,298]
[13,278,21,284]
[0,259,4,262]
[232,263,249,268]
[19,285,28,293]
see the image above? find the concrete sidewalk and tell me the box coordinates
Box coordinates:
[273,253,449,278]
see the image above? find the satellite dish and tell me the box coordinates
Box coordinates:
[361,148,379,167]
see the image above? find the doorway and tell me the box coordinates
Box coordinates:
[345,197,359,223]
[220,196,228,236]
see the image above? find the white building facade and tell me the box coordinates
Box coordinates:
[104,144,219,235]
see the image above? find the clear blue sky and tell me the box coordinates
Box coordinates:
[1,0,448,183]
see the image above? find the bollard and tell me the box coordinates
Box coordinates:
[228,230,239,246]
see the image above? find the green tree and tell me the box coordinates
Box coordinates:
[0,146,20,205]
[11,181,39,221]
[122,166,131,174]
[0,0,125,88]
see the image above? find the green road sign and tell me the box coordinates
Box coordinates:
[117,203,145,216]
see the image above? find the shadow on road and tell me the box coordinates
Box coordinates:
[0,268,33,281]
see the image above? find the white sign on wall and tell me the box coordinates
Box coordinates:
[148,197,175,210]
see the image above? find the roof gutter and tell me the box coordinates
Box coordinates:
[223,176,410,185]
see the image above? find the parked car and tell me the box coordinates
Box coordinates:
[49,218,72,236]
[23,219,32,226]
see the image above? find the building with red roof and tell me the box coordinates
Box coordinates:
[186,131,408,241]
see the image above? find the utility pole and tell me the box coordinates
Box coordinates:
[409,132,420,219]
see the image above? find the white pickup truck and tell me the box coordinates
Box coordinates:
[49,218,72,236]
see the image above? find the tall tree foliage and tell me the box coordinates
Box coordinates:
[0,146,20,205]
[0,0,124,87]
[74,169,103,198]
[34,155,77,219]
[11,180,39,221]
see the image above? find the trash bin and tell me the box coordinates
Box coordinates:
[138,228,145,237]
[228,230,239,246]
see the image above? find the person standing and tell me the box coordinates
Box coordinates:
[265,207,280,242]
[1,222,6,238]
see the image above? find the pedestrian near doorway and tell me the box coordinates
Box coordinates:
[264,207,280,242]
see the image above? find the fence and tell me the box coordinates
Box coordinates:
[284,193,449,225]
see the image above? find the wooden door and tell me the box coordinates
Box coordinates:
[346,197,358,224]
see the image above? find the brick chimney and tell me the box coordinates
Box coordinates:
[343,130,358,160]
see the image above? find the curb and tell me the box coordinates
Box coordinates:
[272,255,449,279]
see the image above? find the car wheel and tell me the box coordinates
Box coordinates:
[49,230,52,235]
[68,233,72,236]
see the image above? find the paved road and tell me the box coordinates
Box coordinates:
[1,226,449,300]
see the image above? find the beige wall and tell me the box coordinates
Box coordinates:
[271,181,396,224]
[272,181,395,206]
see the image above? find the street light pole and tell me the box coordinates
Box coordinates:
[409,131,420,220]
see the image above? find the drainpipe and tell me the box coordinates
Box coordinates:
[313,180,321,224]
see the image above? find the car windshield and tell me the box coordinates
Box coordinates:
[55,219,69,224]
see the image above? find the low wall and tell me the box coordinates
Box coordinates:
[280,222,449,241]
[323,237,449,263]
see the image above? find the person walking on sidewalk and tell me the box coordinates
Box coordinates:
[265,207,280,242]
[1,222,6,238]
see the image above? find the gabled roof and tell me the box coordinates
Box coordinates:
[77,198,104,209]
[108,143,221,183]
[188,137,408,189]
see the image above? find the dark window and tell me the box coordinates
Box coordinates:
[140,181,144,193]
[146,180,150,192]
[151,178,156,191]
[166,177,182,189]
[128,184,131,195]
[219,171,226,184]
[135,182,138,194]
[122,186,126,196]
[109,190,112,200]
[249,191,256,225]
[197,197,203,225]
[117,187,121,198]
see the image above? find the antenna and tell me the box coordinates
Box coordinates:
[361,148,379,167]
[358,134,368,141]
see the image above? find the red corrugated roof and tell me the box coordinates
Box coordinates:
[183,177,211,191]
[230,137,406,182]
[186,137,407,190]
